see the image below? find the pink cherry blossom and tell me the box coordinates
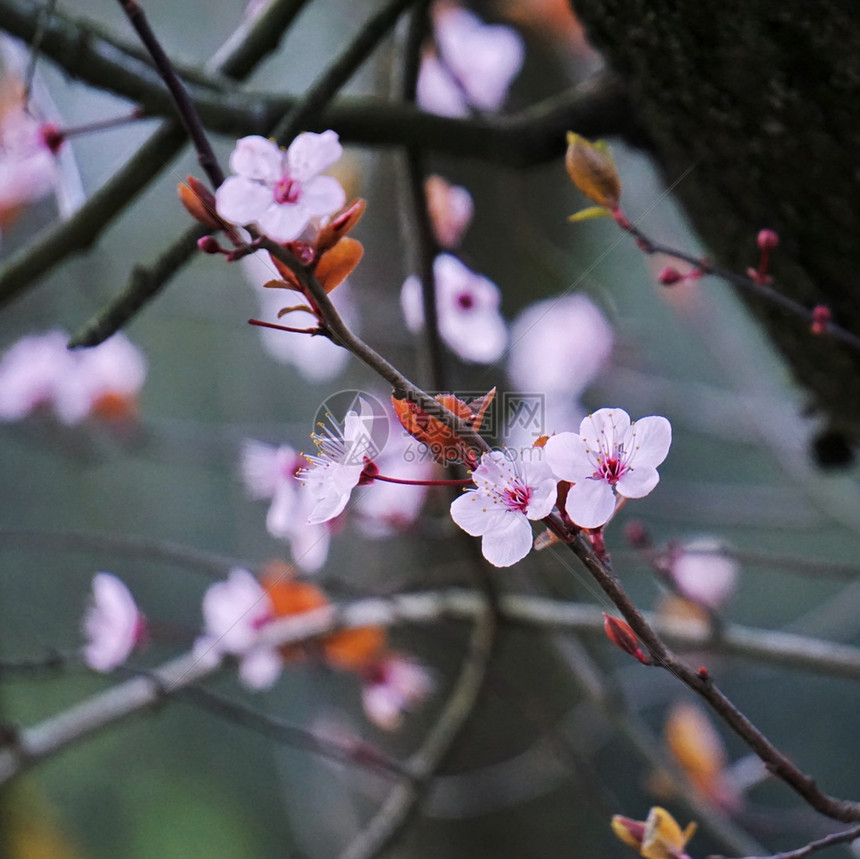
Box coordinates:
[544,408,672,529]
[361,655,434,731]
[450,450,557,567]
[401,253,507,364]
[215,132,346,243]
[425,174,474,248]
[297,399,379,524]
[668,538,738,610]
[82,573,145,672]
[417,5,525,117]
[240,440,330,572]
[198,568,282,690]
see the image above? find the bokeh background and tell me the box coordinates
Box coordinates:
[1,1,859,857]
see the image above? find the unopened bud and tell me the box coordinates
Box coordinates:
[811,304,832,335]
[757,228,779,251]
[604,614,651,665]
[197,235,224,254]
[611,815,646,851]
[39,123,64,155]
[658,266,684,286]
[624,519,652,549]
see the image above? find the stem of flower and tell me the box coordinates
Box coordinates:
[372,473,473,487]
[248,318,320,336]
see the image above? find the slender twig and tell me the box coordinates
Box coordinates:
[113,0,223,186]
[398,1,447,392]
[710,823,860,859]
[616,214,860,354]
[174,684,411,780]
[546,520,860,823]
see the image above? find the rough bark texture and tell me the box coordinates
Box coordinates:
[569,0,860,461]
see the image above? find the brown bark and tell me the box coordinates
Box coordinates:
[570,0,860,462]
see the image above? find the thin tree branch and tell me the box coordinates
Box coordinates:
[711,823,860,859]
[1,590,859,786]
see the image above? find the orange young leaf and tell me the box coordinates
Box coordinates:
[178,175,223,230]
[316,198,366,253]
[315,237,364,292]
[565,132,621,209]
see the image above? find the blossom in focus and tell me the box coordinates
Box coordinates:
[450,449,557,567]
[506,294,613,445]
[240,440,330,572]
[0,75,57,232]
[612,806,696,859]
[215,132,346,243]
[297,399,380,524]
[667,538,738,610]
[425,174,473,248]
[417,5,525,117]
[198,567,282,690]
[401,253,507,363]
[361,654,434,731]
[544,408,671,529]
[82,573,145,672]
[0,330,146,424]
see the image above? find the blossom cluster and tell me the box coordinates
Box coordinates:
[82,566,432,731]
[290,402,671,569]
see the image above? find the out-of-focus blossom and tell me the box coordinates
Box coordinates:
[425,174,473,248]
[356,409,435,538]
[401,253,507,363]
[0,76,57,232]
[665,701,740,811]
[506,293,613,448]
[667,538,738,610]
[215,132,346,243]
[508,294,613,398]
[70,332,147,422]
[82,573,145,672]
[297,399,379,524]
[198,567,282,690]
[545,408,671,529]
[450,449,557,567]
[0,330,146,425]
[361,655,433,731]
[240,440,330,572]
[417,4,524,117]
[612,806,696,859]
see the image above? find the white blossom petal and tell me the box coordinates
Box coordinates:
[82,573,142,672]
[255,201,313,243]
[481,511,535,567]
[615,464,660,499]
[215,175,273,225]
[286,130,343,181]
[564,478,616,529]
[544,431,595,482]
[300,174,347,217]
[229,135,282,182]
[629,415,673,468]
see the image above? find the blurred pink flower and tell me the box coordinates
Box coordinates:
[82,573,145,672]
[450,449,557,567]
[417,5,525,117]
[508,294,613,398]
[361,655,433,731]
[401,253,507,364]
[240,440,330,572]
[0,76,56,230]
[198,568,282,690]
[0,330,146,424]
[215,132,346,242]
[668,539,738,610]
[425,174,474,248]
[545,408,672,529]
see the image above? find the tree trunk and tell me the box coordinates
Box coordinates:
[569,0,860,463]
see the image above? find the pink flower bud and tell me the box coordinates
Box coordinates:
[197,236,224,254]
[811,304,832,335]
[756,228,779,250]
[604,613,651,665]
[658,266,684,286]
[38,123,64,155]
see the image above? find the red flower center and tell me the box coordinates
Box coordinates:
[455,290,475,310]
[274,176,302,205]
